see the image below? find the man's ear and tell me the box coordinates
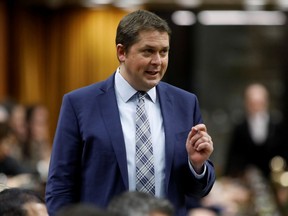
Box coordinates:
[116,44,126,62]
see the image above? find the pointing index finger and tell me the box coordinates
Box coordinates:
[193,124,207,133]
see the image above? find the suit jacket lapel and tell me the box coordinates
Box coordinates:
[98,77,177,192]
[99,73,129,189]
[157,83,175,192]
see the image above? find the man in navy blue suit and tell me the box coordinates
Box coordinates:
[45,9,215,216]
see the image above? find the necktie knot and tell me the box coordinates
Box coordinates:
[137,91,146,102]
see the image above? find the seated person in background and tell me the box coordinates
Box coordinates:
[0,104,9,123]
[24,104,51,182]
[0,122,29,176]
[107,191,174,216]
[56,203,111,216]
[188,207,219,216]
[3,100,28,162]
[0,187,48,216]
[0,122,41,193]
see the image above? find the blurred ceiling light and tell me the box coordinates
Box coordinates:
[83,0,144,8]
[83,0,113,7]
[198,10,286,25]
[176,0,201,8]
[171,10,196,26]
[244,0,268,10]
[276,0,288,10]
[270,156,286,172]
[113,0,146,8]
[280,172,288,187]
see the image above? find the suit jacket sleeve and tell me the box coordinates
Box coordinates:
[158,82,215,207]
[45,93,83,215]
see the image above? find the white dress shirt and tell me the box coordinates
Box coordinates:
[114,69,205,197]
[248,112,269,144]
[115,70,165,197]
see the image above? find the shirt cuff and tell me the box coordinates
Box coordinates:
[188,159,207,179]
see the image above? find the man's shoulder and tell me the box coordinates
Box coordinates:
[67,82,102,96]
[65,73,115,98]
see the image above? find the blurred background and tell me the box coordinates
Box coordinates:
[1,0,288,215]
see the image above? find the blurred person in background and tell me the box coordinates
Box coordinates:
[1,99,27,163]
[224,83,286,179]
[197,178,251,216]
[0,122,29,177]
[0,121,39,192]
[24,104,51,182]
[107,191,174,216]
[0,104,9,123]
[0,187,48,216]
[0,101,44,192]
[56,203,113,216]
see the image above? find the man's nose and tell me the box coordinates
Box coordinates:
[151,53,161,65]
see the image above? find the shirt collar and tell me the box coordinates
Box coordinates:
[115,68,156,103]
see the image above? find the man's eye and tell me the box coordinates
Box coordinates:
[160,50,168,56]
[144,49,153,54]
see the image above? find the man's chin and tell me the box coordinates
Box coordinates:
[146,80,160,89]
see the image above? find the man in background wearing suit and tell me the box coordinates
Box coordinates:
[45,9,216,216]
[225,83,285,179]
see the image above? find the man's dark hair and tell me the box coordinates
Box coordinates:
[116,10,171,53]
[108,191,174,216]
[0,188,45,216]
[56,203,113,216]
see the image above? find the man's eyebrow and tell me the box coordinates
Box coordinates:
[142,45,170,50]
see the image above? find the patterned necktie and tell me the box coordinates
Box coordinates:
[135,91,155,195]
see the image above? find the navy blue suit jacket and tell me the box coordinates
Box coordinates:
[45,73,215,216]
